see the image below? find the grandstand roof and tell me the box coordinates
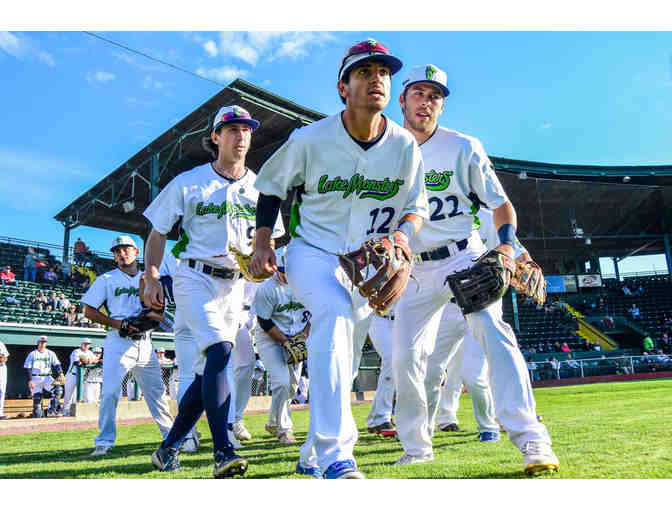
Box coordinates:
[55,78,672,271]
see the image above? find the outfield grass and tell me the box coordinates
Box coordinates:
[0,379,670,479]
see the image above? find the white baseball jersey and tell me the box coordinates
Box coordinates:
[412,127,509,254]
[85,365,103,383]
[159,251,178,278]
[0,340,8,361]
[24,349,60,376]
[243,281,259,309]
[476,208,528,258]
[66,348,97,375]
[143,164,284,269]
[81,269,142,320]
[0,340,8,387]
[253,278,311,337]
[254,113,429,254]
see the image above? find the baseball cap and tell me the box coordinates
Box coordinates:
[37,335,48,343]
[402,64,450,97]
[213,105,259,132]
[110,235,138,253]
[338,38,403,82]
[81,338,92,344]
[156,347,166,353]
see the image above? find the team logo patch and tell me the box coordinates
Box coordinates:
[277,301,305,313]
[195,201,256,220]
[425,170,454,191]
[318,173,405,201]
[425,65,439,81]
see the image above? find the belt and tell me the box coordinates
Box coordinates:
[243,305,251,311]
[382,314,395,321]
[188,259,237,280]
[417,239,469,263]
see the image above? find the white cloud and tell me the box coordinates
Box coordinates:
[0,31,55,67]
[202,31,337,67]
[540,122,553,130]
[195,65,249,83]
[142,75,168,90]
[203,40,218,57]
[86,71,116,84]
[124,96,159,108]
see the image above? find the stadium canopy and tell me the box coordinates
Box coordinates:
[55,79,672,277]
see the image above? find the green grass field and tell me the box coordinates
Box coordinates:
[1,379,670,479]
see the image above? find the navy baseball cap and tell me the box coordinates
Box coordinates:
[338,38,403,81]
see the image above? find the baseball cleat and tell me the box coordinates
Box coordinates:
[228,429,244,450]
[323,460,365,479]
[90,446,112,457]
[295,462,323,479]
[180,437,199,453]
[439,423,462,432]
[278,431,297,444]
[233,421,252,441]
[394,453,434,466]
[522,441,559,475]
[213,451,248,478]
[478,431,501,443]
[152,446,182,472]
[265,423,278,436]
[368,421,397,437]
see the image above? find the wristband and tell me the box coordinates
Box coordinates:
[497,224,516,247]
[396,221,415,241]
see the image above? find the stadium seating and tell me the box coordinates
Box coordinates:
[0,279,87,326]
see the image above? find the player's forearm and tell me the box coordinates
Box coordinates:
[83,304,122,330]
[267,326,288,344]
[397,213,424,237]
[145,229,166,280]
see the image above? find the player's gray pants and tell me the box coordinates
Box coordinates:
[393,244,551,457]
[94,334,174,448]
[62,372,77,416]
[367,314,395,428]
[287,239,369,471]
[0,366,7,417]
[233,319,256,424]
[256,333,302,434]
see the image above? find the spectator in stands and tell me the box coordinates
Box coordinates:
[622,283,632,295]
[31,291,47,311]
[4,295,20,306]
[43,267,58,285]
[61,262,73,286]
[75,304,92,327]
[0,266,17,286]
[553,341,562,353]
[602,315,615,330]
[616,355,632,375]
[654,350,669,363]
[156,347,171,366]
[560,342,571,353]
[64,304,79,326]
[526,357,539,382]
[642,334,655,353]
[46,291,57,309]
[56,292,70,311]
[73,238,93,266]
[563,354,581,378]
[24,247,39,282]
[660,333,670,354]
[549,357,560,379]
[630,304,641,320]
[593,343,602,351]
[597,298,606,312]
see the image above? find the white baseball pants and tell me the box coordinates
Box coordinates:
[83,382,101,403]
[286,238,368,471]
[93,333,174,448]
[62,372,78,416]
[366,314,395,428]
[0,365,6,417]
[29,375,54,395]
[255,331,302,434]
[393,241,551,457]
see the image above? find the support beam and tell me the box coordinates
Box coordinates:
[664,233,672,278]
[62,224,71,265]
[150,152,160,201]
[612,257,620,281]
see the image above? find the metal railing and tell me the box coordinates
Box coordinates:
[0,235,116,262]
[526,354,672,382]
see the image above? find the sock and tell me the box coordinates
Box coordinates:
[202,341,234,454]
[161,374,204,450]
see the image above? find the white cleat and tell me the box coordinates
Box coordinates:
[90,446,111,457]
[522,441,559,475]
[394,453,434,466]
[180,437,199,453]
[232,421,252,441]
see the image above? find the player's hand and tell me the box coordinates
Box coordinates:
[494,243,515,259]
[28,380,35,390]
[142,274,164,311]
[114,319,140,334]
[250,246,277,279]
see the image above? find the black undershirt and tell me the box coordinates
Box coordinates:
[347,122,387,150]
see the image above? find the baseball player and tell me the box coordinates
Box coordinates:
[251,247,309,445]
[83,347,103,403]
[251,38,429,479]
[62,339,99,417]
[231,280,261,442]
[143,105,284,478]
[366,311,397,437]
[0,339,9,419]
[391,64,558,474]
[82,235,174,457]
[23,336,64,418]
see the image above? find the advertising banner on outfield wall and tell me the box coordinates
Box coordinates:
[578,274,602,288]
[545,275,578,293]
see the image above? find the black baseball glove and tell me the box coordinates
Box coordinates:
[119,309,162,338]
[445,249,516,315]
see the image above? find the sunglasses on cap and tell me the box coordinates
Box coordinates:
[338,39,398,80]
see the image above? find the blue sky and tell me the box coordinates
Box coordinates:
[1,29,671,274]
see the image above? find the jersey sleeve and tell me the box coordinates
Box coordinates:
[400,141,430,220]
[23,352,33,369]
[0,342,8,357]
[468,139,508,210]
[50,350,61,367]
[254,135,306,201]
[81,275,107,310]
[253,283,276,320]
[143,176,184,235]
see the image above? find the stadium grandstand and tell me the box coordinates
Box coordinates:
[2,78,672,412]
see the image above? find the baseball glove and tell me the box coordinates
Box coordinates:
[78,354,90,364]
[229,243,273,283]
[511,259,547,306]
[119,309,161,338]
[339,233,415,316]
[445,249,516,315]
[53,373,66,386]
[283,332,308,365]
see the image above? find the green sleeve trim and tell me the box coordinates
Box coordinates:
[289,202,302,238]
[171,231,190,258]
